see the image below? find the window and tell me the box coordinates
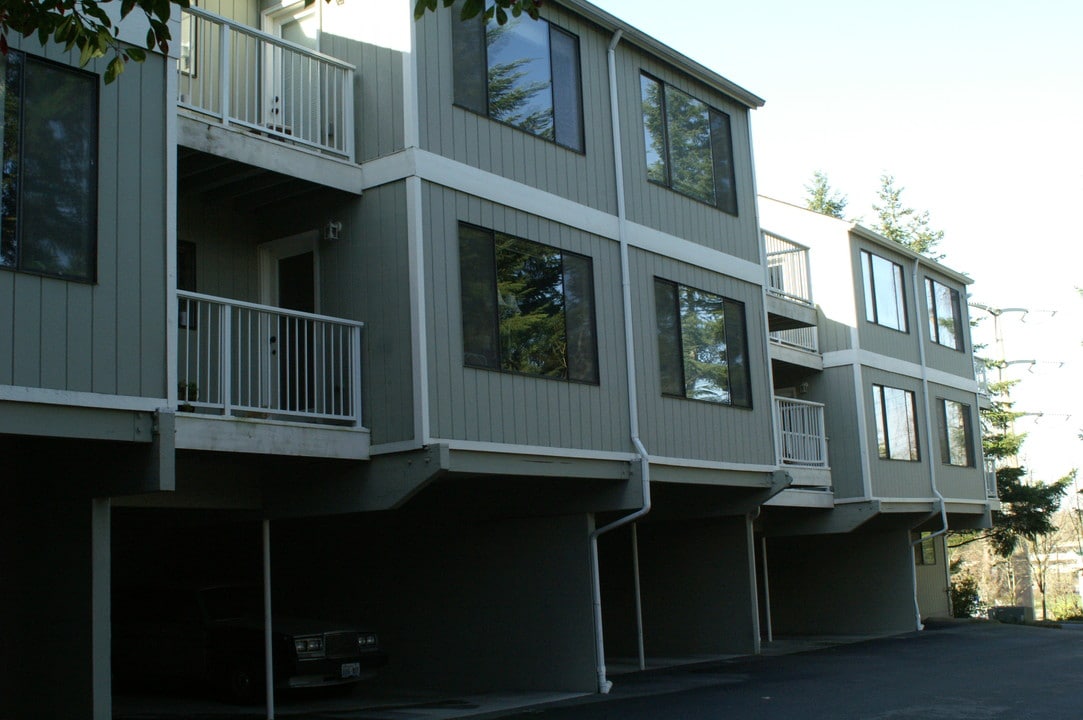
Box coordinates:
[926,278,963,350]
[938,399,975,467]
[654,278,751,406]
[872,384,918,461]
[912,532,936,565]
[860,250,907,331]
[459,223,598,383]
[0,50,98,282]
[452,8,583,152]
[640,73,737,215]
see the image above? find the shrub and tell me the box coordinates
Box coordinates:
[950,574,981,618]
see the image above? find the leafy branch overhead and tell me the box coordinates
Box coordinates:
[0,0,189,83]
[413,0,543,25]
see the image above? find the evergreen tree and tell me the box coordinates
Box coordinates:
[804,170,847,219]
[872,174,945,260]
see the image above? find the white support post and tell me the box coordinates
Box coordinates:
[222,304,233,417]
[219,23,232,125]
[262,520,275,719]
[351,325,362,426]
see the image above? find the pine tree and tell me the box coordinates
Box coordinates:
[872,174,945,260]
[804,171,847,219]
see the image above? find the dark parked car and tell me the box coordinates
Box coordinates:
[114,584,387,702]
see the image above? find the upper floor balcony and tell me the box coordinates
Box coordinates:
[175,291,369,459]
[774,396,831,489]
[764,231,817,330]
[176,7,363,192]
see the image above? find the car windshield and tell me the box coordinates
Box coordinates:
[200,586,263,622]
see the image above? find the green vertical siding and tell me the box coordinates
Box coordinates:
[414,5,618,215]
[812,366,864,498]
[629,249,775,466]
[0,42,167,399]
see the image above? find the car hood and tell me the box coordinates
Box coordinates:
[209,615,375,636]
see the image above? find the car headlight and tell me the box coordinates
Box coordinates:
[295,635,325,657]
[358,634,377,647]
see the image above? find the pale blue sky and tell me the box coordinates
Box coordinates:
[592,0,1082,481]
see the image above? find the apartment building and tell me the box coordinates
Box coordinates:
[0,2,994,718]
[757,196,996,632]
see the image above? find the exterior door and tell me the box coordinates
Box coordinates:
[265,3,323,142]
[259,232,319,413]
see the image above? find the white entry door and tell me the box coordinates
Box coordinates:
[264,3,323,142]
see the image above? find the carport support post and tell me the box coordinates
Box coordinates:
[761,536,773,643]
[632,522,645,671]
[263,519,275,719]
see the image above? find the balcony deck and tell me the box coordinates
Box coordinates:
[175,291,369,459]
[176,7,363,192]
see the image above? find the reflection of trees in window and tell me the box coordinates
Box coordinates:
[861,250,907,331]
[640,73,737,215]
[453,11,583,151]
[655,278,751,406]
[939,399,974,467]
[0,51,97,282]
[926,278,962,350]
[459,224,597,383]
[873,384,919,461]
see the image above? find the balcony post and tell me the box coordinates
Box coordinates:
[350,326,363,426]
[343,69,356,162]
[218,22,232,126]
[221,304,233,417]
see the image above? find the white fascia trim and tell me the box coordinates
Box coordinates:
[406,175,431,445]
[835,496,986,507]
[648,455,779,474]
[823,349,980,393]
[359,149,763,285]
[435,438,636,462]
[403,9,421,149]
[0,386,165,412]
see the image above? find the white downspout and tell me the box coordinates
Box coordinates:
[589,27,652,695]
[910,258,948,632]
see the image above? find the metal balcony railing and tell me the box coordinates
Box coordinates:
[177,7,356,160]
[985,460,999,500]
[775,396,829,467]
[769,326,819,354]
[764,231,813,306]
[178,291,363,425]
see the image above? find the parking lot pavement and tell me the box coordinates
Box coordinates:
[117,621,1083,720]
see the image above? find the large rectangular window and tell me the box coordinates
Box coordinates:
[938,399,975,467]
[0,50,98,282]
[452,8,584,152]
[641,73,737,215]
[654,278,751,406]
[926,278,963,350]
[872,384,919,461]
[861,250,907,332]
[459,224,598,383]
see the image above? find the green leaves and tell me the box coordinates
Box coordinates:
[414,0,544,25]
[0,0,179,83]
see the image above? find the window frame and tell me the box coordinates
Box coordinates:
[872,383,920,461]
[458,222,599,384]
[912,531,936,565]
[938,398,975,467]
[860,250,908,333]
[0,49,99,284]
[926,277,964,351]
[451,10,585,153]
[640,71,739,216]
[653,277,752,408]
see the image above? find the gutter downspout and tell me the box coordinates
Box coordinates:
[589,27,652,695]
[910,258,948,632]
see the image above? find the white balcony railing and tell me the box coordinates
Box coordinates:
[178,7,355,160]
[775,397,829,468]
[985,459,999,500]
[178,291,363,425]
[764,231,813,306]
[769,326,819,353]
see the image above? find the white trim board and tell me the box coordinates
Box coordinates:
[359,148,765,286]
[823,349,980,393]
[0,385,165,412]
